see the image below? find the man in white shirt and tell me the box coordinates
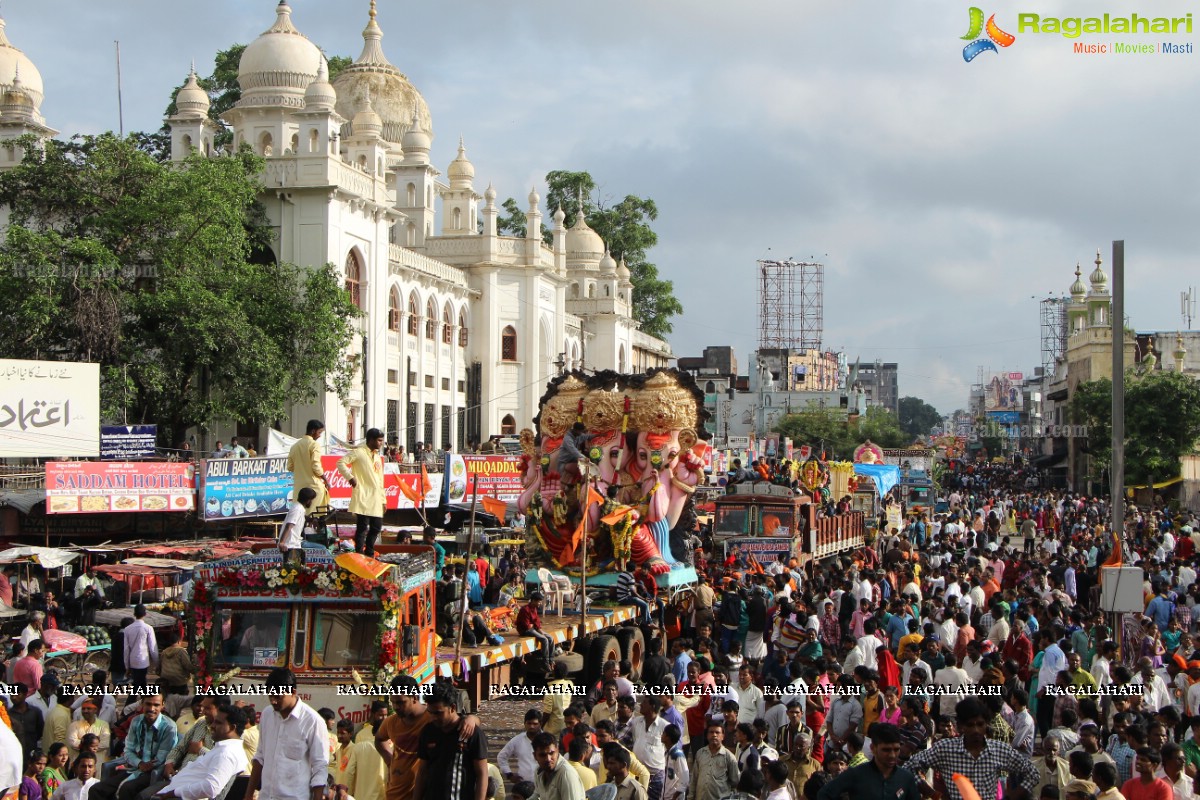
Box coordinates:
[932,654,972,720]
[1133,657,1174,713]
[0,715,21,799]
[497,710,543,783]
[277,489,315,566]
[75,566,105,599]
[124,605,159,688]
[732,665,764,724]
[630,697,669,800]
[156,705,249,800]
[242,668,329,800]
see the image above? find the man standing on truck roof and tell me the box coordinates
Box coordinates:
[288,420,331,508]
[339,428,387,557]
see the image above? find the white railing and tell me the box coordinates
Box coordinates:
[389,244,470,288]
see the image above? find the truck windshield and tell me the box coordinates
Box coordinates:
[760,506,794,536]
[715,506,748,535]
[214,609,289,668]
[312,610,383,667]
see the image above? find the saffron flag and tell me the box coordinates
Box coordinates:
[419,464,433,496]
[601,505,636,526]
[1100,528,1123,585]
[587,486,606,509]
[480,495,507,523]
[397,479,422,505]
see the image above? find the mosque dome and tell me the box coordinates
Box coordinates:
[303,56,337,112]
[175,67,210,117]
[565,212,605,264]
[237,2,322,110]
[0,16,45,112]
[618,258,632,283]
[599,250,617,276]
[333,1,432,145]
[447,138,474,187]
[1069,265,1087,300]
[1089,250,1108,293]
[352,93,383,139]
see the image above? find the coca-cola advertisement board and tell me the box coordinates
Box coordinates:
[321,455,442,511]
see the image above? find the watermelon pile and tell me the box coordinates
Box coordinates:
[71,626,112,646]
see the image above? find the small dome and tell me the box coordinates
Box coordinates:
[0,16,44,112]
[566,212,605,264]
[1,70,35,118]
[401,111,431,164]
[175,66,210,117]
[303,56,337,112]
[352,92,383,139]
[553,205,566,226]
[528,187,541,208]
[618,257,632,283]
[484,183,497,203]
[237,2,322,110]
[600,250,617,275]
[448,137,474,187]
[1070,265,1087,300]
[1089,250,1108,292]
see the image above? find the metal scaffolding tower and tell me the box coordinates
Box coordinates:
[1040,297,1067,375]
[758,259,824,351]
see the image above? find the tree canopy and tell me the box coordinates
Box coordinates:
[0,134,360,447]
[898,396,942,440]
[1070,369,1200,486]
[774,403,907,458]
[497,169,683,339]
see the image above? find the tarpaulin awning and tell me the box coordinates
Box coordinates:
[852,464,901,497]
[0,546,80,570]
[124,542,249,560]
[0,488,45,513]
[96,563,185,577]
[121,558,200,569]
[94,608,177,629]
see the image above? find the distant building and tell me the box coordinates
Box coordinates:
[854,361,899,415]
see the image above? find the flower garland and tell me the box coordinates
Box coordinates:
[194,565,406,684]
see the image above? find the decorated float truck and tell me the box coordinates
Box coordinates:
[713,482,866,568]
[191,545,435,724]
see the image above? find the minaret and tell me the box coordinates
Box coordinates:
[1175,333,1188,373]
[295,56,343,158]
[441,136,479,235]
[394,111,437,247]
[166,63,218,161]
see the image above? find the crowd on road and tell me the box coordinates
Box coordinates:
[6,464,1200,800]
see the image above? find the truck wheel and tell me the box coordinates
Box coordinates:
[554,650,584,679]
[586,634,620,687]
[616,626,646,681]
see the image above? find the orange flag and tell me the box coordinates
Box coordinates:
[601,505,636,525]
[397,479,422,505]
[480,496,507,524]
[587,486,606,508]
[951,775,983,800]
[419,464,433,496]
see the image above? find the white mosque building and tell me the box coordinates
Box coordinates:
[0,2,672,451]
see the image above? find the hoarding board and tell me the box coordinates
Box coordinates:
[984,372,1024,412]
[0,359,100,458]
[46,461,196,514]
[442,454,524,504]
[200,456,293,520]
[322,456,443,511]
[101,425,158,460]
[722,536,794,567]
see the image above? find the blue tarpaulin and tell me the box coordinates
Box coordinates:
[853,463,901,497]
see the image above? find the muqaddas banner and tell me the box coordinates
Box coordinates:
[0,359,101,458]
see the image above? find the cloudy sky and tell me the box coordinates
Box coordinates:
[11,0,1199,413]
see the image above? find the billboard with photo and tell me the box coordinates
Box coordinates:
[46,461,195,514]
[983,372,1024,412]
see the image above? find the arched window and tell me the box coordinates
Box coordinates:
[588,284,595,298]
[290,133,299,154]
[618,345,626,373]
[452,207,462,229]
[406,222,416,246]
[407,183,416,206]
[425,298,438,340]
[571,284,579,299]
[705,381,716,394]
[259,132,273,157]
[309,129,319,153]
[501,326,517,361]
[457,309,469,348]
[388,288,401,331]
[501,415,517,436]
[344,251,362,309]
[407,292,420,336]
[442,303,453,345]
[181,134,193,152]
[604,285,610,297]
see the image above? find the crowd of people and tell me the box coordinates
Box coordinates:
[7,467,1200,800]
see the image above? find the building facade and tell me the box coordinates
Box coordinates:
[0,3,672,451]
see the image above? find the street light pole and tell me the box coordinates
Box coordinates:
[1111,241,1125,553]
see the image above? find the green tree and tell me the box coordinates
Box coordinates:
[853,406,908,448]
[898,396,942,439]
[1070,370,1200,486]
[774,403,854,459]
[0,134,360,446]
[498,170,683,339]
